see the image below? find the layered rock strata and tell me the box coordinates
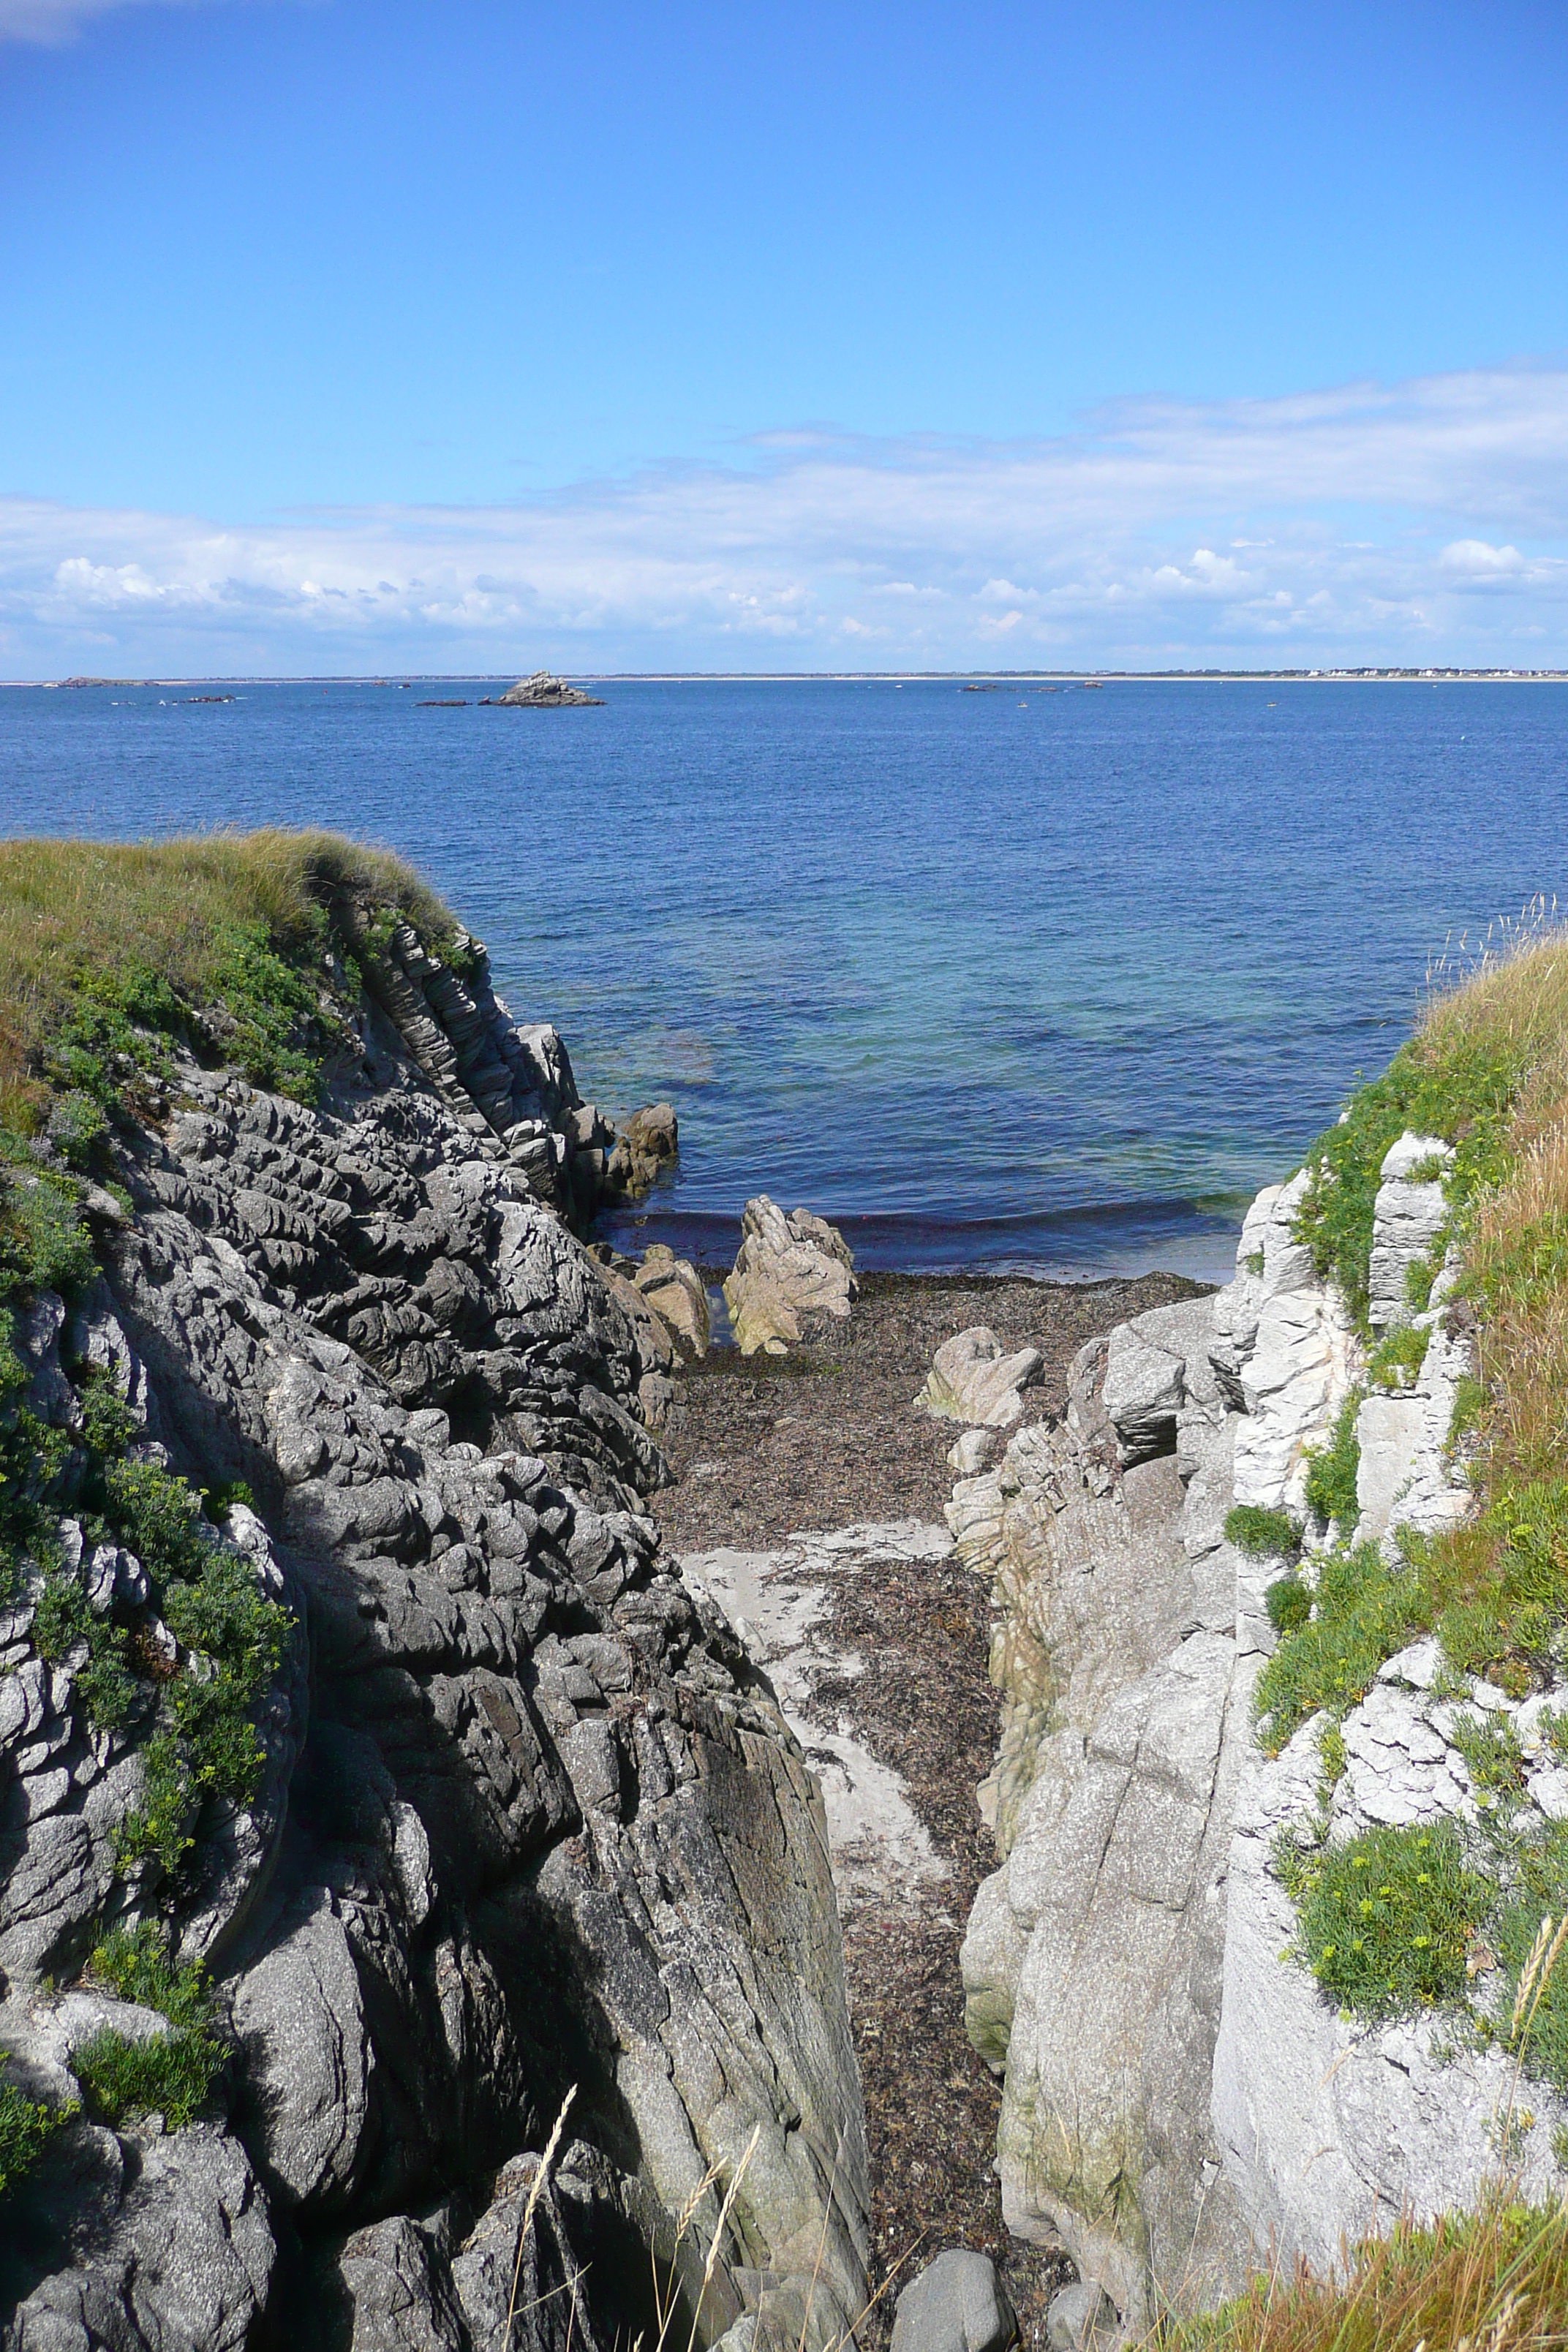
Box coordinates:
[0,955,867,2352]
[954,1138,1568,2333]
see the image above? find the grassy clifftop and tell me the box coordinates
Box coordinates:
[0,827,464,1136]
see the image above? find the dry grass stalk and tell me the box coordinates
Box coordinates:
[502,2084,578,2352]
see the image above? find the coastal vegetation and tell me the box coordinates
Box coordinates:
[1165,2193,1568,2351]
[0,830,467,2192]
[1232,915,1568,2206]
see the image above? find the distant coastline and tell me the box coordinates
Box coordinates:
[5,666,1568,687]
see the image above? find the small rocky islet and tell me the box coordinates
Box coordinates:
[0,829,1564,2352]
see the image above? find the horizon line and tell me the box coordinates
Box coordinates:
[7,666,1568,688]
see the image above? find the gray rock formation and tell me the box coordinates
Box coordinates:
[609,1103,680,1197]
[918,1330,1042,1430]
[890,2250,1014,2352]
[722,1199,855,1357]
[952,1134,1568,2331]
[0,946,867,2352]
[491,673,604,708]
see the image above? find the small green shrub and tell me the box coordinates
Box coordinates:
[1449,1710,1526,1803]
[72,2025,219,2130]
[1294,1822,1488,2018]
[0,2076,75,2195]
[1264,1575,1311,1634]
[1447,1371,1488,1450]
[0,1165,96,1308]
[88,1921,209,2029]
[1303,1395,1363,1534]
[1225,1504,1302,1560]
[1368,1322,1431,1392]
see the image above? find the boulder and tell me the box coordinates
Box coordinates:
[1045,2283,1118,2352]
[919,1328,1042,1428]
[723,1196,856,1355]
[947,1427,998,1476]
[890,2250,1015,2352]
[491,671,604,707]
[230,1894,374,2217]
[610,1102,680,1195]
[633,1244,710,1356]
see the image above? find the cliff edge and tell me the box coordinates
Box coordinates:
[0,834,868,2352]
[955,930,1568,2337]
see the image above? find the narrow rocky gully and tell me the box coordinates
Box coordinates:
[647,1267,1209,2351]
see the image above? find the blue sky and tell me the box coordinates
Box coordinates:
[3,0,1568,672]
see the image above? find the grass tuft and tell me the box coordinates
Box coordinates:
[1163,2193,1568,2351]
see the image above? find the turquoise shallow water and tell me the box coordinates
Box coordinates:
[4,676,1568,1282]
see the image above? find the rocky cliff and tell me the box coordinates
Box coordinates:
[956,1131,1568,2335]
[0,873,867,2352]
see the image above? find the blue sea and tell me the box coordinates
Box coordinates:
[4,676,1567,1284]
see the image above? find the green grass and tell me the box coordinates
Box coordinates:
[1162,2194,1568,2351]
[1292,1028,1522,1330]
[0,2075,75,2195]
[1368,1320,1431,1391]
[1302,1395,1362,1536]
[1254,1542,1430,1754]
[0,828,466,1133]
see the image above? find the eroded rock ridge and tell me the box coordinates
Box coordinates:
[0,940,867,2352]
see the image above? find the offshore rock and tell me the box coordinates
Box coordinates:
[723,1197,856,1357]
[609,1102,680,1197]
[491,671,604,707]
[0,947,867,2352]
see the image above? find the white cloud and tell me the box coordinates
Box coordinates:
[5,359,1568,673]
[0,0,294,45]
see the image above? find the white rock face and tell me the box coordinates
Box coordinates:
[1224,1174,1360,1522]
[920,1327,1044,1428]
[1367,1131,1452,1329]
[956,1141,1553,2334]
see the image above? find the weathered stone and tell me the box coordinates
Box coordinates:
[491,671,603,707]
[1044,2283,1118,2352]
[723,1196,856,1355]
[890,2250,1015,2352]
[919,1329,1042,1428]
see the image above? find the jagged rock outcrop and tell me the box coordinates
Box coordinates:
[954,1134,1566,2332]
[608,1104,680,1199]
[630,1246,711,1358]
[489,674,604,709]
[0,956,867,2352]
[918,1330,1042,1430]
[723,1200,855,1358]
